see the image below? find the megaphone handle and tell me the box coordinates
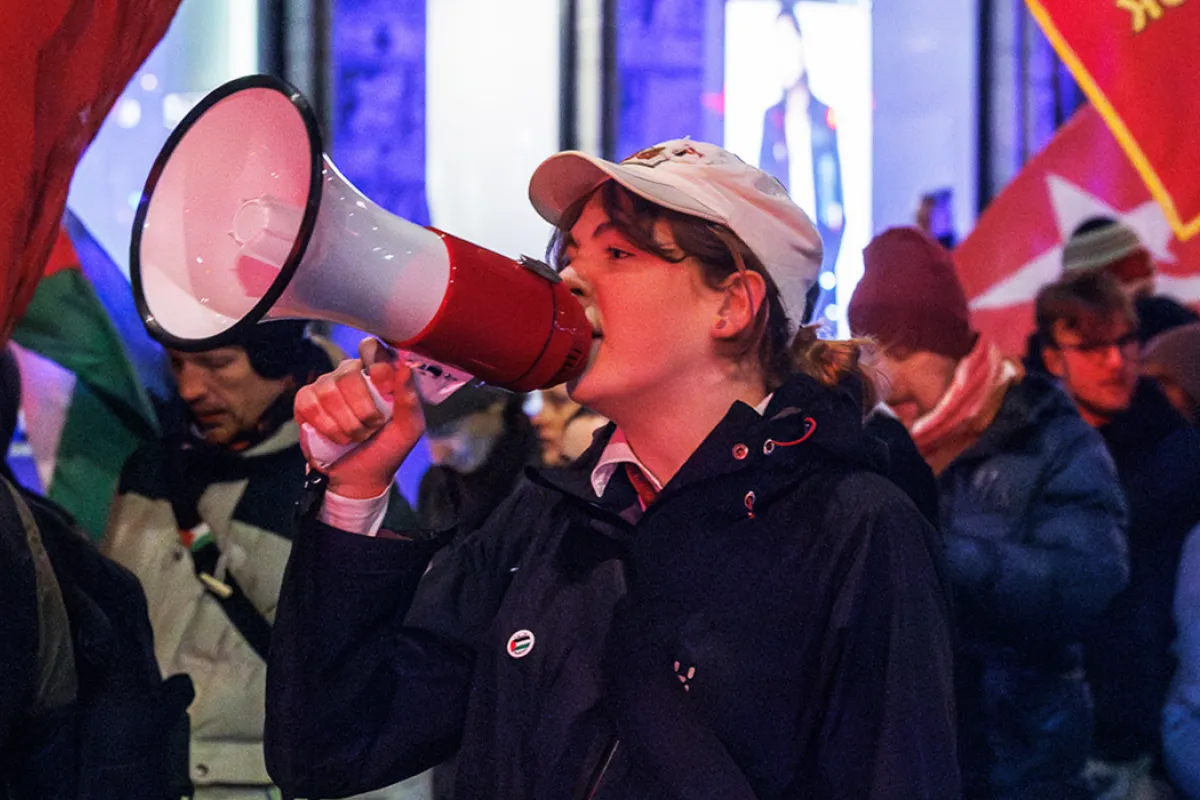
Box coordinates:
[302,374,394,471]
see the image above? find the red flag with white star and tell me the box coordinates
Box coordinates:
[1024,0,1200,240]
[955,104,1200,358]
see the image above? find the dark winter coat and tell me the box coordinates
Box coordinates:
[0,475,73,798]
[1,474,193,800]
[937,374,1129,800]
[265,374,960,800]
[1088,380,1200,767]
[1135,295,1199,344]
[865,408,939,527]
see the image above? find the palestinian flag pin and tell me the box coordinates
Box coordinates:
[507,629,535,659]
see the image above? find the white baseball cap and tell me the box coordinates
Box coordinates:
[528,139,823,335]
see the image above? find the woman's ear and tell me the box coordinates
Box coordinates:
[712,271,768,340]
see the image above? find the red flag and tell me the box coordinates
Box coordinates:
[1025,0,1200,239]
[0,1,182,346]
[955,105,1200,358]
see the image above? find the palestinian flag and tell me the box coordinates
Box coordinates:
[10,222,161,540]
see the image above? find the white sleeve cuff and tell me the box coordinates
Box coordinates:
[318,487,391,536]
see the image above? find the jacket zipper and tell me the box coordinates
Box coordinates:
[585,739,620,799]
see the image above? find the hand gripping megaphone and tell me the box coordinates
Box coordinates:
[130,75,591,466]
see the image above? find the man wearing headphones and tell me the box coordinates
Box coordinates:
[101,322,424,800]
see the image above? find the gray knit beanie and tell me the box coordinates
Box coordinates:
[1062,217,1144,273]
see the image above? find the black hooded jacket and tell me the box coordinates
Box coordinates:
[1088,380,1200,765]
[265,374,960,799]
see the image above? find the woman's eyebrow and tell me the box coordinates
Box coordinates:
[590,221,619,240]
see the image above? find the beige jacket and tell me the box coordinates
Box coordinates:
[101,423,299,789]
[103,421,432,800]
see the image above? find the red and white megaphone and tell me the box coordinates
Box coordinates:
[131,75,591,466]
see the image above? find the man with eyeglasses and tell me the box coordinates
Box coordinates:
[1023,217,1197,377]
[1037,268,1200,799]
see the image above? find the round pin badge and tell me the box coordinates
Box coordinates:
[507,629,535,659]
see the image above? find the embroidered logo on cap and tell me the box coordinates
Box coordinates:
[622,142,712,168]
[507,630,535,659]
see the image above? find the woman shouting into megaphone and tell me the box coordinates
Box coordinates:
[266,140,960,800]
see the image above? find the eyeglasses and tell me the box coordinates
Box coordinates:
[1054,332,1140,361]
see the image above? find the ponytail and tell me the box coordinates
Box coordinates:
[788,326,880,415]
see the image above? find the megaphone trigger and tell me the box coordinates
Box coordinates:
[404,354,473,404]
[359,337,472,405]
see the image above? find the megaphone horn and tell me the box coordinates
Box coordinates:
[130,74,591,400]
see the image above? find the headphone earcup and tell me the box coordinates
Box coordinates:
[242,321,310,380]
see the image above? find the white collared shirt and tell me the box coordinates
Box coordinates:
[589,427,664,499]
[589,393,775,499]
[319,484,390,536]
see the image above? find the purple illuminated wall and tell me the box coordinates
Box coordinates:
[333,0,430,225]
[616,0,722,160]
[331,0,431,502]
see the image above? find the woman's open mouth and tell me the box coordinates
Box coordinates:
[585,307,603,340]
[579,330,602,375]
[577,307,603,374]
